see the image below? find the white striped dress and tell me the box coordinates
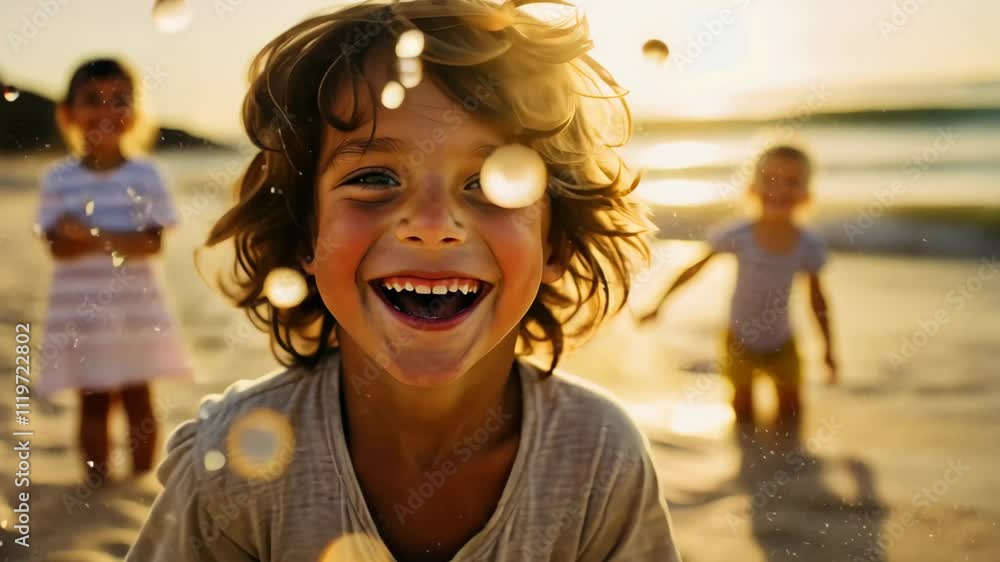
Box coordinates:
[36,157,193,396]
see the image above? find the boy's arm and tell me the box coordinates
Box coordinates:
[638,252,715,324]
[808,272,837,384]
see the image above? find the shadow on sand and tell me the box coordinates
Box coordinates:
[734,424,887,562]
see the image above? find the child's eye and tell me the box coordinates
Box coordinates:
[342,170,400,190]
[464,176,482,191]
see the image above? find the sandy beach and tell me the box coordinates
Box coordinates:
[1,152,998,561]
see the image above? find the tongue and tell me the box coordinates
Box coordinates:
[395,292,466,319]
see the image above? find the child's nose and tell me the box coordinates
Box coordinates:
[395,183,466,248]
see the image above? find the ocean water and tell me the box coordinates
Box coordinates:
[3,114,998,256]
[624,114,1000,256]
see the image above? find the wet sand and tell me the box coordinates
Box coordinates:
[1,153,998,561]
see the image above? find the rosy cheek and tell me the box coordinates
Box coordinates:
[313,201,381,285]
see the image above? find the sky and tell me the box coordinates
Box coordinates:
[2,0,998,141]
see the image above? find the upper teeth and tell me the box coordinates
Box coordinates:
[382,279,479,295]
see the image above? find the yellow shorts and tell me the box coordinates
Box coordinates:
[722,331,801,390]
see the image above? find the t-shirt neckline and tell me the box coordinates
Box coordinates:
[320,352,540,561]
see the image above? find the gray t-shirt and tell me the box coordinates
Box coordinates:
[707,221,827,352]
[126,352,680,561]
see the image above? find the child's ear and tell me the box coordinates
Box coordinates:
[56,103,73,130]
[541,228,570,284]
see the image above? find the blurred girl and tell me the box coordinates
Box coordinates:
[36,58,192,481]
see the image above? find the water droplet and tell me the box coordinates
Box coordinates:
[263,267,308,309]
[203,450,227,471]
[126,186,137,198]
[380,81,405,109]
[395,29,425,58]
[84,199,95,216]
[153,325,162,332]
[397,57,423,89]
[2,85,19,102]
[480,144,547,208]
[86,460,94,467]
[90,227,100,237]
[1,519,7,528]
[153,0,193,33]
[111,251,126,267]
[226,408,295,481]
[642,39,670,64]
[32,223,42,236]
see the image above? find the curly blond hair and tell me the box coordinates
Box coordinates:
[207,0,652,374]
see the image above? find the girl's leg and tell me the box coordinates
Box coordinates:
[79,389,114,480]
[120,382,158,474]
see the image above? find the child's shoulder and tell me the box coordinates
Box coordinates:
[161,355,334,479]
[706,218,753,252]
[42,156,84,184]
[525,362,650,455]
[121,158,165,182]
[798,225,826,247]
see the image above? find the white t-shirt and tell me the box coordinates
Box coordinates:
[127,352,681,561]
[36,157,177,233]
[707,220,828,352]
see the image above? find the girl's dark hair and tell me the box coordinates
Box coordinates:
[206,0,652,374]
[57,57,154,154]
[64,58,133,104]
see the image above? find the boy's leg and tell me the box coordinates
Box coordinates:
[724,334,756,425]
[120,382,158,474]
[79,389,114,480]
[770,340,803,434]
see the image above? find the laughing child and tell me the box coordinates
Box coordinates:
[128,1,680,561]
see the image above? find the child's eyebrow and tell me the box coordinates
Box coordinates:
[319,137,498,171]
[320,136,407,170]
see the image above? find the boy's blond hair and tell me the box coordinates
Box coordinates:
[207,0,651,374]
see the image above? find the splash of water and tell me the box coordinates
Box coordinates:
[642,39,670,64]
[2,85,19,102]
[263,267,308,309]
[480,144,547,209]
[153,0,193,33]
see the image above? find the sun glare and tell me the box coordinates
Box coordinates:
[634,179,732,208]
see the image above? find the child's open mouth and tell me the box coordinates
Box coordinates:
[370,276,492,330]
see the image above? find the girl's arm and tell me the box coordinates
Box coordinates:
[44,215,102,260]
[99,229,163,257]
[808,272,837,384]
[638,252,716,324]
